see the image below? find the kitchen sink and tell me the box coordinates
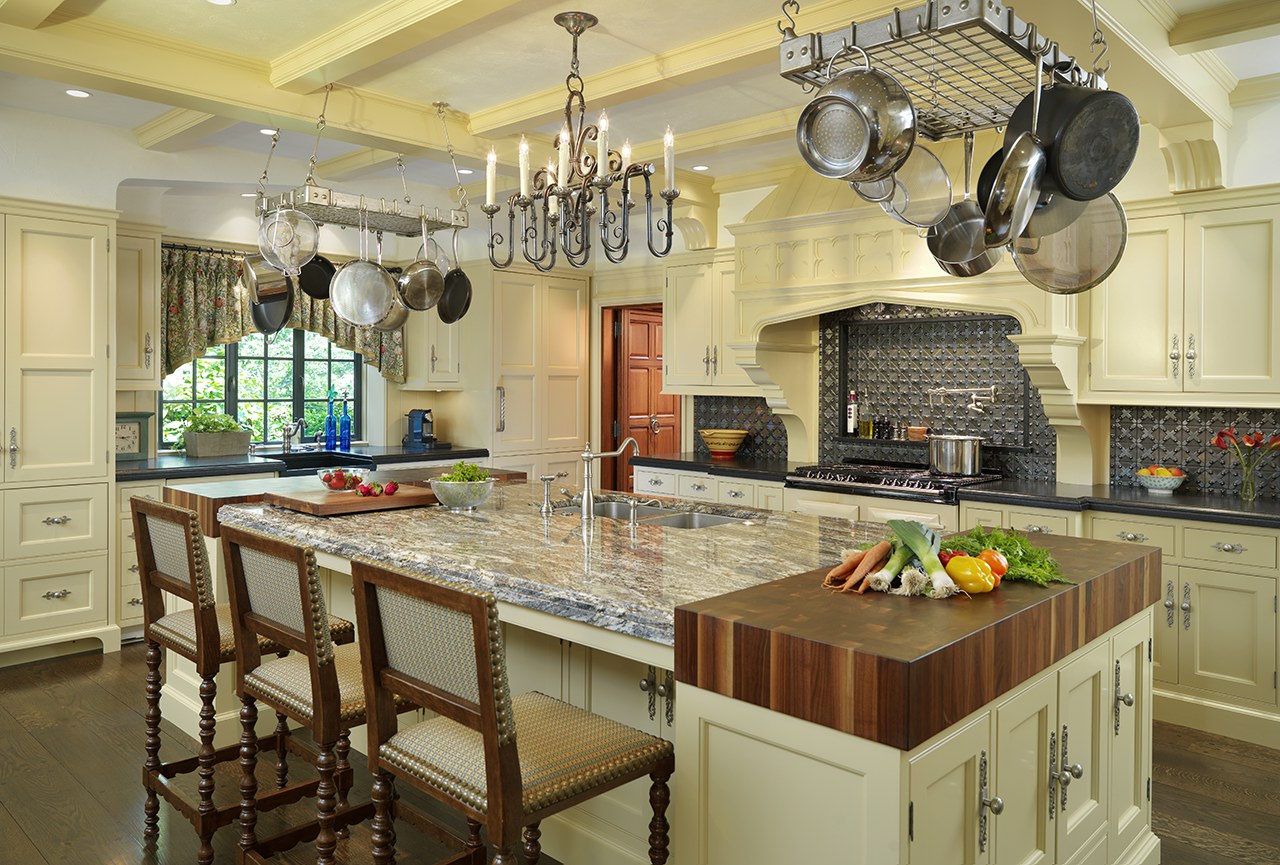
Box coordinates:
[639,512,748,530]
[552,502,669,519]
[258,450,376,476]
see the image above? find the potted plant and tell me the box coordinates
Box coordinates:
[180,407,251,457]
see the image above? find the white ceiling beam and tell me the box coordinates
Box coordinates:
[629,109,797,163]
[270,0,527,94]
[313,148,404,182]
[467,0,900,137]
[133,108,235,152]
[0,0,65,29]
[1232,72,1280,107]
[1169,0,1280,54]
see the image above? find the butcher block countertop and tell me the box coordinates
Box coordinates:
[675,532,1161,750]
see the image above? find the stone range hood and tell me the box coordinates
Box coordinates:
[726,166,1107,485]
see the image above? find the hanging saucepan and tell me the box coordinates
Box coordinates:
[241,253,289,303]
[250,277,295,335]
[976,148,1086,238]
[438,230,472,324]
[1010,192,1127,294]
[984,60,1047,248]
[397,218,445,311]
[927,133,1002,277]
[298,254,335,301]
[329,209,397,328]
[796,44,916,183]
[372,231,410,333]
[1003,83,1139,202]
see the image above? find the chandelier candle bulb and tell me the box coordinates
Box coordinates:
[664,127,675,191]
[598,111,608,169]
[518,135,530,199]
[486,148,496,207]
[558,125,571,188]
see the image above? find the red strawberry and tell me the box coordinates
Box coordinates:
[321,472,333,483]
[357,484,372,496]
[383,481,398,496]
[345,475,361,489]
[328,478,345,490]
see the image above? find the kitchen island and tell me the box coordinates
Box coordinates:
[173,478,1164,865]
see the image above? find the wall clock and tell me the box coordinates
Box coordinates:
[115,411,153,462]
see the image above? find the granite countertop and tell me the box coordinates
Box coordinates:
[117,444,489,482]
[958,481,1280,529]
[216,484,882,646]
[630,452,806,482]
[327,444,488,465]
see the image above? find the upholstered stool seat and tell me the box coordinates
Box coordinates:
[150,602,354,662]
[380,691,675,816]
[245,642,413,724]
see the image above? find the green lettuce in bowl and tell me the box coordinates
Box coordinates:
[431,462,494,510]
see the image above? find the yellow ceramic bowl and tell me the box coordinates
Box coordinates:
[699,428,748,459]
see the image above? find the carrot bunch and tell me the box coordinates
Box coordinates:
[821,539,891,594]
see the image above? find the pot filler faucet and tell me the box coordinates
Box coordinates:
[580,437,640,522]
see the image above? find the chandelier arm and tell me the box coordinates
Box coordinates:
[484,205,515,269]
[644,176,680,258]
[597,186,630,257]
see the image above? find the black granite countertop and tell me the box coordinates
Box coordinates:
[630,452,805,482]
[958,481,1280,529]
[116,454,286,482]
[323,444,488,465]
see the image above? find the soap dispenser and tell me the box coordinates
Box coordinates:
[324,388,337,450]
[339,393,352,451]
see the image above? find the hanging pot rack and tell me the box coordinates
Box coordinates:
[258,185,467,238]
[778,0,1105,141]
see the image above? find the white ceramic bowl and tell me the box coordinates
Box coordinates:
[1134,474,1185,495]
[430,478,495,511]
[317,467,366,491]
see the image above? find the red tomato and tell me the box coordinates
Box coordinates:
[978,549,1008,583]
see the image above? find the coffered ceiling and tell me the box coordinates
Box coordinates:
[0,0,1276,196]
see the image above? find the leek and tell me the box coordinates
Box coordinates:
[866,539,912,592]
[887,519,959,599]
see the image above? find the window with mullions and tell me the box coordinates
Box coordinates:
[159,330,362,448]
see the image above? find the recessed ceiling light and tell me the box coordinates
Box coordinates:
[65,89,91,98]
[259,128,277,136]
[457,168,475,175]
[207,0,236,6]
[240,192,257,198]
[692,164,710,172]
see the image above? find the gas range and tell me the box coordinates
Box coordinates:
[785,461,1002,505]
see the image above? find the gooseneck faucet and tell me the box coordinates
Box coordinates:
[580,437,640,522]
[281,418,306,454]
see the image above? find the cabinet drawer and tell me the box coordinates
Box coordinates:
[716,479,756,507]
[5,484,108,559]
[3,555,108,636]
[120,548,141,583]
[1009,509,1070,536]
[677,473,716,502]
[756,482,784,512]
[634,469,676,495]
[119,483,162,514]
[1090,516,1175,557]
[961,505,1004,530]
[1181,525,1277,570]
[119,578,145,624]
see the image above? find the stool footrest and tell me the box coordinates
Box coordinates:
[237,800,376,864]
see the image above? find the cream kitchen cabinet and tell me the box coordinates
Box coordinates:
[787,487,959,529]
[401,301,462,390]
[1089,204,1280,398]
[960,501,1082,537]
[115,223,162,390]
[662,257,754,393]
[632,465,784,510]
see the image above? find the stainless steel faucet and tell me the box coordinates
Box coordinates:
[281,418,306,453]
[539,471,569,517]
[580,437,640,522]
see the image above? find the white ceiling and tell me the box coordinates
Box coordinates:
[1163,0,1280,81]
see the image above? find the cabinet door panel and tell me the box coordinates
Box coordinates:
[1178,568,1277,704]
[1111,614,1153,859]
[713,261,753,387]
[663,263,714,388]
[5,216,109,482]
[909,714,990,865]
[1055,642,1110,863]
[994,676,1056,865]
[1153,569,1178,685]
[1088,216,1183,392]
[541,276,587,450]
[493,272,539,453]
[115,232,161,388]
[1185,206,1280,393]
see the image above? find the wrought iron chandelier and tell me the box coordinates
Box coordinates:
[482,11,680,271]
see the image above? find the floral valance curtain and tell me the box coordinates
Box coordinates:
[160,247,405,383]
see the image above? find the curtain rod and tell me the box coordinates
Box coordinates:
[162,241,246,257]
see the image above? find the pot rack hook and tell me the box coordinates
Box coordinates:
[1089,0,1111,80]
[304,83,333,186]
[777,0,800,38]
[824,38,869,79]
[395,154,411,205]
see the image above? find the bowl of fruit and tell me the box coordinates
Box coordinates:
[1135,464,1185,495]
[318,467,366,492]
[429,461,494,511]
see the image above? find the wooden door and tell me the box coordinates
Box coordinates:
[1178,567,1277,704]
[1110,614,1153,859]
[662,263,714,388]
[5,215,110,483]
[1088,215,1184,393]
[1054,642,1110,864]
[908,713,991,865]
[115,229,161,389]
[993,676,1056,865]
[1184,205,1280,393]
[615,307,679,492]
[492,271,539,454]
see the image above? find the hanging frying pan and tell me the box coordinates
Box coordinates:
[437,229,472,324]
[298,254,335,300]
[250,278,295,335]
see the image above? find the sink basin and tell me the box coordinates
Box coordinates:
[640,512,747,529]
[261,450,376,475]
[552,502,669,519]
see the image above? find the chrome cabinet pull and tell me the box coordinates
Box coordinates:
[1164,580,1175,627]
[1058,725,1083,812]
[1024,524,1051,534]
[727,489,744,499]
[1182,583,1191,630]
[41,589,72,600]
[128,564,140,573]
[691,482,707,492]
[1186,333,1197,378]
[711,345,718,375]
[702,345,711,375]
[648,477,664,487]
[144,332,153,370]
[41,515,72,526]
[1115,659,1135,736]
[1169,334,1179,378]
[640,665,657,721]
[1212,541,1246,554]
[495,386,506,433]
[430,344,438,373]
[1117,531,1147,542]
[9,428,17,469]
[979,750,1001,853]
[128,597,143,607]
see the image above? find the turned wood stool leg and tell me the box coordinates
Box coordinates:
[273,651,290,789]
[522,822,542,864]
[314,741,339,865]
[648,768,672,865]
[237,695,260,853]
[334,728,352,839]
[491,846,519,865]
[465,819,485,864]
[195,674,218,865]
[370,770,397,865]
[142,641,163,839]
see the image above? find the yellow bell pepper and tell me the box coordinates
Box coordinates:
[944,555,996,593]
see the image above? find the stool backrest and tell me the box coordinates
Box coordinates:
[222,525,341,737]
[351,560,521,818]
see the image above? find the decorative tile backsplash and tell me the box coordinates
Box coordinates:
[1110,406,1280,498]
[817,303,1057,482]
[692,396,789,461]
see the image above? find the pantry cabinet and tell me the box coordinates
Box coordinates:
[662,257,754,393]
[1088,204,1280,398]
[114,223,162,390]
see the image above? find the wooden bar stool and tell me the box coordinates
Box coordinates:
[130,498,356,864]
[222,525,415,864]
[351,559,676,865]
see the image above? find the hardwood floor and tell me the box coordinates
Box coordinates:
[0,644,1277,864]
[0,643,564,865]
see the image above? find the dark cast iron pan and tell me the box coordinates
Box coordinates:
[298,254,335,300]
[437,230,471,324]
[250,278,295,335]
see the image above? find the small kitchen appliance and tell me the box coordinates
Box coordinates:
[786,460,1001,505]
[403,408,450,451]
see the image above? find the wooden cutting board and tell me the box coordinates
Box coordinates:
[262,485,438,516]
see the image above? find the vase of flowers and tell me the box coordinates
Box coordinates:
[1211,426,1280,503]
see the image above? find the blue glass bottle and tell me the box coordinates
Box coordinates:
[324,389,337,450]
[339,396,352,452]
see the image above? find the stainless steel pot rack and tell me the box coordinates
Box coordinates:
[778,0,1103,141]
[260,184,467,238]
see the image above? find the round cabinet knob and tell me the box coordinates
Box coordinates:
[1118,692,1135,707]
[648,478,662,486]
[728,490,744,498]
[1059,763,1085,786]
[982,795,1004,816]
[639,677,653,693]
[128,565,140,573]
[656,682,670,699]
[1181,601,1191,612]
